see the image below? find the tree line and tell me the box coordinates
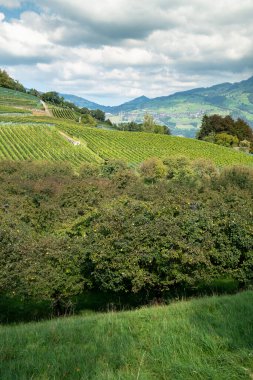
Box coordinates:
[198,114,253,152]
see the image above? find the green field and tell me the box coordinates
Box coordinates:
[1,291,252,380]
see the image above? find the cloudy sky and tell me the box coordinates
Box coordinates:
[0,0,253,105]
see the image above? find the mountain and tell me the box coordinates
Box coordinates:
[61,94,151,113]
[106,95,150,113]
[62,76,253,137]
[60,93,108,111]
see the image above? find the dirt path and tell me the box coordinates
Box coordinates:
[40,100,52,117]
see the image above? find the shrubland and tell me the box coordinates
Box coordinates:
[0,158,252,322]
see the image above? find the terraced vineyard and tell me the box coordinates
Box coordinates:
[0,87,41,109]
[0,124,101,165]
[0,105,32,114]
[52,107,78,121]
[56,122,253,167]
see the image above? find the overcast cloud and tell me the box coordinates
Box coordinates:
[0,0,252,105]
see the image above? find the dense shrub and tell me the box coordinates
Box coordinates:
[0,159,252,320]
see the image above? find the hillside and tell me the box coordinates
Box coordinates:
[63,76,253,137]
[1,86,253,167]
[1,292,253,379]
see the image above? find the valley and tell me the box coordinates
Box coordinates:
[63,76,253,137]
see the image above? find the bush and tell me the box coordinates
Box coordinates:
[219,166,253,189]
[140,157,167,183]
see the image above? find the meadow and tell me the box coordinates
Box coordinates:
[1,291,253,380]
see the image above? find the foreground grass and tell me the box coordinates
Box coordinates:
[1,292,253,379]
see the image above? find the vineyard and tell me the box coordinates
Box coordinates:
[55,122,253,167]
[0,87,41,109]
[0,87,253,168]
[52,107,79,121]
[0,124,101,165]
[0,105,32,114]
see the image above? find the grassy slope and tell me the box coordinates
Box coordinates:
[1,291,253,379]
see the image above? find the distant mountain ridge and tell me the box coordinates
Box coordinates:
[60,93,106,111]
[62,76,253,137]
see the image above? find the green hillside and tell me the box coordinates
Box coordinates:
[0,86,253,167]
[56,122,253,166]
[1,291,253,380]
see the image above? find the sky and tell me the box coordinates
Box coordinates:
[0,0,253,105]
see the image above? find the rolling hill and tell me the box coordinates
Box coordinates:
[62,76,253,137]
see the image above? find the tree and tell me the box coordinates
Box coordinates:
[27,88,40,97]
[0,69,26,92]
[198,114,253,151]
[90,109,105,122]
[41,91,64,105]
[142,114,170,134]
[143,113,155,132]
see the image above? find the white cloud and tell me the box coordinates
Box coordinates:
[0,0,21,8]
[0,0,253,104]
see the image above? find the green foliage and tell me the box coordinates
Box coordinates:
[0,85,253,168]
[0,70,26,92]
[90,109,105,121]
[213,132,239,147]
[52,107,79,121]
[80,107,105,122]
[117,121,144,132]
[198,114,253,151]
[27,88,40,97]
[142,113,170,134]
[100,159,128,178]
[41,91,64,105]
[218,165,253,190]
[0,159,252,320]
[117,119,170,134]
[140,157,167,182]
